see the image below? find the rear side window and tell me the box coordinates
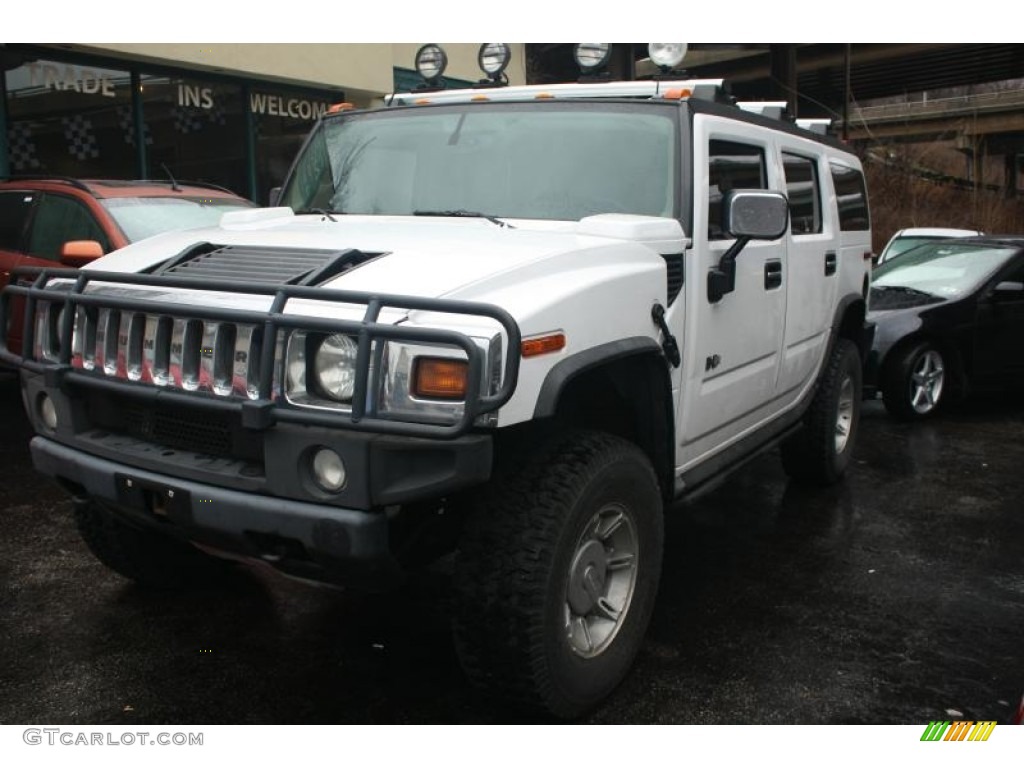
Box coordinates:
[0,191,35,251]
[708,140,766,240]
[782,153,822,235]
[829,162,869,231]
[27,194,109,261]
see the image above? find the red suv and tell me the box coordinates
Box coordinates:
[0,176,255,283]
[0,176,255,356]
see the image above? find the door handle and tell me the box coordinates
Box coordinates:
[764,260,782,290]
[825,251,837,276]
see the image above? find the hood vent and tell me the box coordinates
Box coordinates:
[663,252,684,304]
[149,243,383,286]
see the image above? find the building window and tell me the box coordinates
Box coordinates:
[251,88,335,204]
[4,58,135,177]
[139,74,247,196]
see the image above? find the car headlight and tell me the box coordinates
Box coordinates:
[314,333,358,402]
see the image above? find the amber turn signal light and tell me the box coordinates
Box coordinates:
[521,333,566,358]
[412,358,468,399]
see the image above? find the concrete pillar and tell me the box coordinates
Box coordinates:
[769,44,798,118]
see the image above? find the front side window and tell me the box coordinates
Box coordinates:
[27,194,109,261]
[281,104,678,222]
[708,140,766,240]
[101,197,255,242]
[0,191,35,251]
[782,153,822,235]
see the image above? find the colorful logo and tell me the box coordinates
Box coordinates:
[920,721,996,742]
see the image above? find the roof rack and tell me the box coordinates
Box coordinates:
[0,175,93,192]
[88,179,241,196]
[795,118,832,136]
[386,78,726,106]
[736,101,789,120]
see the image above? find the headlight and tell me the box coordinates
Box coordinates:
[314,333,358,401]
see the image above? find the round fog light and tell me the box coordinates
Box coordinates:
[415,44,448,83]
[648,43,688,71]
[38,393,58,431]
[312,448,346,492]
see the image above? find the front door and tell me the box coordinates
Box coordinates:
[676,116,789,470]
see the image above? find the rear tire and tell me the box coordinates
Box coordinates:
[781,338,862,486]
[452,431,664,719]
[75,502,234,590]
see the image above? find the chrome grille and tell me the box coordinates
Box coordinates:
[69,307,265,399]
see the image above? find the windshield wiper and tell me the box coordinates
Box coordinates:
[414,209,514,229]
[296,208,341,222]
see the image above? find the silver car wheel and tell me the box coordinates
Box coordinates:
[909,350,945,415]
[835,374,855,454]
[564,503,638,659]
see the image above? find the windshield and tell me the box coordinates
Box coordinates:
[101,197,255,242]
[882,236,951,260]
[872,242,1017,299]
[280,103,678,221]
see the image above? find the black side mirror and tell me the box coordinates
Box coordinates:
[708,190,789,303]
[268,186,282,207]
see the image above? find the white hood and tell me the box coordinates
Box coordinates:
[87,210,683,306]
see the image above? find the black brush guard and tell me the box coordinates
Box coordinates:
[1,267,521,439]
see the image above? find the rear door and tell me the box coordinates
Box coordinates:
[776,146,838,401]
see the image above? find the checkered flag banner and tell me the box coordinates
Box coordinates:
[8,121,41,170]
[116,106,153,147]
[172,106,205,135]
[207,102,227,127]
[62,114,99,161]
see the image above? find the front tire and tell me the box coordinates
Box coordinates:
[881,341,946,420]
[781,338,862,485]
[452,431,664,719]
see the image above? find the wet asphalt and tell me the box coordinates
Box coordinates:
[0,371,1021,725]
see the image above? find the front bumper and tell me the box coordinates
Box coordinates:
[32,436,401,586]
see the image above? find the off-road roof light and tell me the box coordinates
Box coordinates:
[648,43,688,71]
[478,43,511,81]
[574,43,612,74]
[415,44,448,84]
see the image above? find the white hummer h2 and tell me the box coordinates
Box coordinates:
[1,46,872,718]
